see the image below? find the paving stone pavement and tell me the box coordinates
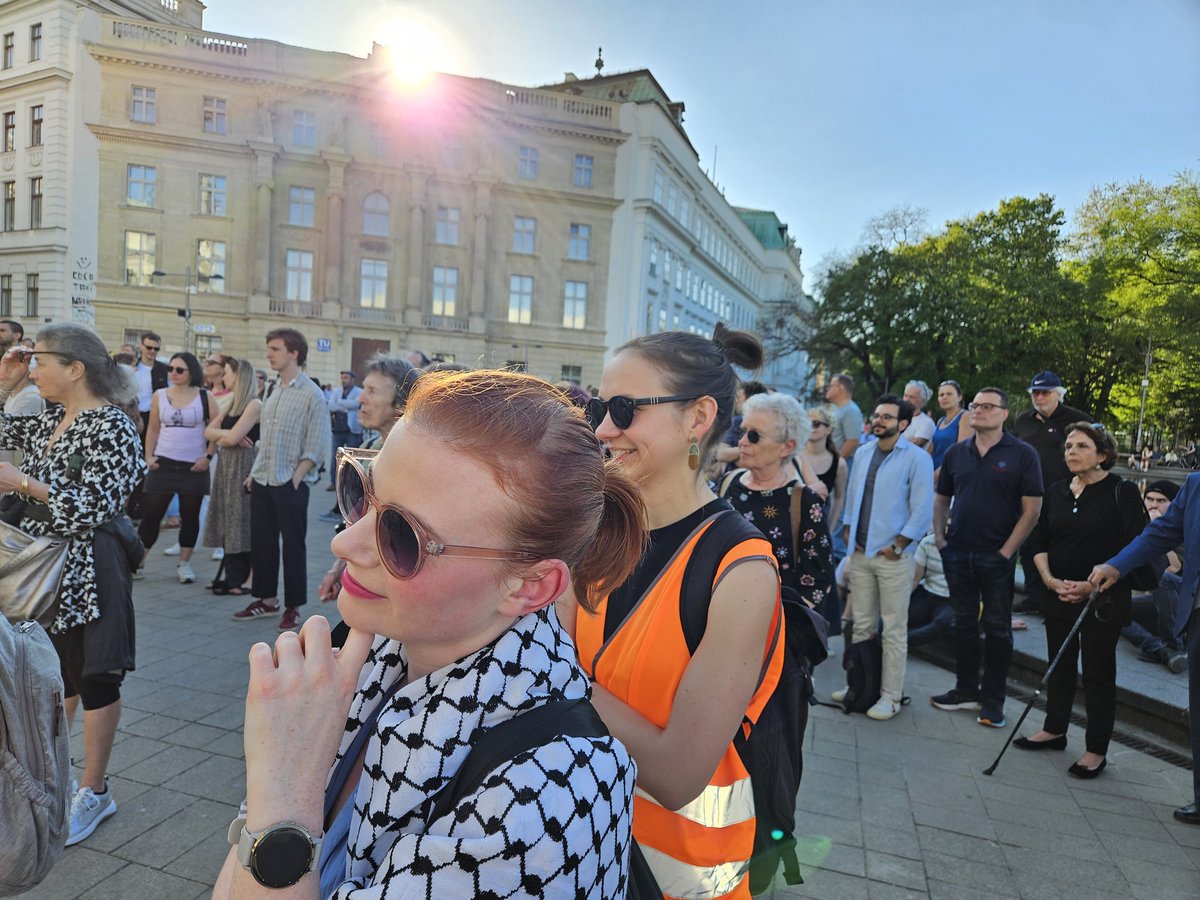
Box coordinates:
[26,496,1200,898]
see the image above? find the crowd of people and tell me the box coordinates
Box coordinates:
[3,314,1198,900]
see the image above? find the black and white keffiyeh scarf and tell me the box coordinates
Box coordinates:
[327,606,634,899]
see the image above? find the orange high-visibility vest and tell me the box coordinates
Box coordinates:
[574,514,783,900]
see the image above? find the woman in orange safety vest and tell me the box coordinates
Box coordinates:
[564,323,783,900]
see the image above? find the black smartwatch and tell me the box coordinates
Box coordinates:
[230,818,323,889]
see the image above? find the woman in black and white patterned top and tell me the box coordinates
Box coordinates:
[214,371,648,899]
[0,323,146,847]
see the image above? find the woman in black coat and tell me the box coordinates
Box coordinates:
[1018,422,1148,778]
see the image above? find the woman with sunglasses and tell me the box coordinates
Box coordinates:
[1015,423,1148,778]
[137,352,219,584]
[720,392,837,625]
[201,358,262,595]
[567,324,784,900]
[803,405,847,529]
[0,325,145,847]
[930,380,973,472]
[213,370,646,899]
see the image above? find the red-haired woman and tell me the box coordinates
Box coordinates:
[214,370,647,898]
[567,324,784,900]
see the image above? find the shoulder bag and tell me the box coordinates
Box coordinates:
[0,510,69,628]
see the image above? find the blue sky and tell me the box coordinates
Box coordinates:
[206,0,1200,286]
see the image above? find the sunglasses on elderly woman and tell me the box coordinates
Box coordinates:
[738,428,772,444]
[585,394,699,430]
[335,447,535,580]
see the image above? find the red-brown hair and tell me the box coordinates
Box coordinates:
[402,369,647,610]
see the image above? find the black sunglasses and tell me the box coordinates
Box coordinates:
[168,365,189,375]
[336,448,535,579]
[585,394,699,430]
[738,427,770,444]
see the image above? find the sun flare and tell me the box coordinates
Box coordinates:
[376,13,456,86]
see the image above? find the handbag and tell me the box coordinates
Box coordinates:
[0,516,70,628]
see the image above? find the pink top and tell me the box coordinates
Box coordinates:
[152,390,207,462]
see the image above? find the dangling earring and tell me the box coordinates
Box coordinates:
[687,437,700,471]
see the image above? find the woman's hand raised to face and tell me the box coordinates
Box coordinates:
[242,618,374,829]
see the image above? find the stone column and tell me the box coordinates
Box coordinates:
[249,144,277,298]
[404,171,430,319]
[470,179,494,321]
[322,154,349,306]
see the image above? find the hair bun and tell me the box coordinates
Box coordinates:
[711,322,764,373]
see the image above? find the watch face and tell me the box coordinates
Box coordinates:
[251,826,315,889]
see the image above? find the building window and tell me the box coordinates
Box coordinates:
[285,249,314,301]
[561,364,582,384]
[29,105,42,147]
[29,24,41,62]
[518,145,538,180]
[431,266,457,316]
[126,165,156,207]
[124,231,156,284]
[435,206,459,245]
[196,239,226,292]
[362,191,389,236]
[563,281,587,330]
[2,111,14,152]
[359,259,388,309]
[29,177,41,228]
[442,135,463,169]
[194,334,224,357]
[2,181,13,231]
[292,110,316,147]
[0,275,10,315]
[198,174,227,216]
[202,96,226,134]
[512,216,536,254]
[648,242,657,278]
[667,182,677,217]
[288,186,315,227]
[573,154,593,189]
[653,168,664,204]
[131,86,156,124]
[369,121,388,156]
[568,223,590,261]
[679,195,689,227]
[507,274,533,324]
[2,34,12,69]
[25,273,37,316]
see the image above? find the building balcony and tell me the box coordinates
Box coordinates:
[267,298,323,318]
[420,314,471,332]
[107,18,250,59]
[501,88,617,124]
[346,306,396,324]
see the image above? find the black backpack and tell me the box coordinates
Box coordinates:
[423,698,661,900]
[680,508,830,895]
[840,623,882,713]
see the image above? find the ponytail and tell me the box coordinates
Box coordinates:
[571,462,648,611]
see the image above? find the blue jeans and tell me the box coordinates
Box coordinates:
[942,545,1016,710]
[1121,572,1185,656]
[908,585,954,646]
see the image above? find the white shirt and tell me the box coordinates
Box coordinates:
[907,411,936,444]
[134,362,154,412]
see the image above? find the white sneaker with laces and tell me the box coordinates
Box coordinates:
[66,784,116,846]
[212,547,225,561]
[831,687,848,703]
[866,697,901,721]
[162,542,181,556]
[177,562,196,584]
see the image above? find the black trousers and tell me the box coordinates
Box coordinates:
[1043,605,1122,755]
[250,481,310,609]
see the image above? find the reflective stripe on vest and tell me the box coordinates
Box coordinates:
[573,513,783,900]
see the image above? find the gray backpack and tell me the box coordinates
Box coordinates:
[0,620,70,897]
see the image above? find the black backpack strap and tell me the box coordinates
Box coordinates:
[424,698,605,827]
[199,388,211,426]
[717,468,744,498]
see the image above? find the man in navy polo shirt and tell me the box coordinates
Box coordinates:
[930,387,1044,728]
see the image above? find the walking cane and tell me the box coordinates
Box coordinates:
[983,590,1100,776]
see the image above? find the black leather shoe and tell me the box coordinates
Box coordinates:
[1068,758,1107,779]
[1173,804,1200,825]
[1014,735,1067,751]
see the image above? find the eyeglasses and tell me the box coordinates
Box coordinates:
[809,419,830,428]
[142,344,160,352]
[585,394,698,430]
[19,350,71,368]
[967,402,1006,412]
[204,358,222,366]
[871,413,898,422]
[335,448,535,580]
[168,365,189,375]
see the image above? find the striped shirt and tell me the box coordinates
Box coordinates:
[251,370,331,486]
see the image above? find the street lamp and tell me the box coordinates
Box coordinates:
[151,267,223,355]
[1135,334,1152,452]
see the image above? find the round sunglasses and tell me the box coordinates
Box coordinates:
[585,394,698,430]
[335,448,535,580]
[738,427,774,444]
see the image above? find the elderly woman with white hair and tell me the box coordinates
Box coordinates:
[720,392,837,619]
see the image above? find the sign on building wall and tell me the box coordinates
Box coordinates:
[316,338,332,352]
[70,257,96,326]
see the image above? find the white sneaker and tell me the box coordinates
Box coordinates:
[866,697,901,721]
[177,562,196,584]
[162,542,181,556]
[65,784,116,846]
[211,547,225,561]
[831,687,849,703]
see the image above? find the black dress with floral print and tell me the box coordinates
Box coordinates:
[725,472,837,614]
[0,406,146,633]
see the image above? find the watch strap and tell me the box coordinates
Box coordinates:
[233,820,323,887]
